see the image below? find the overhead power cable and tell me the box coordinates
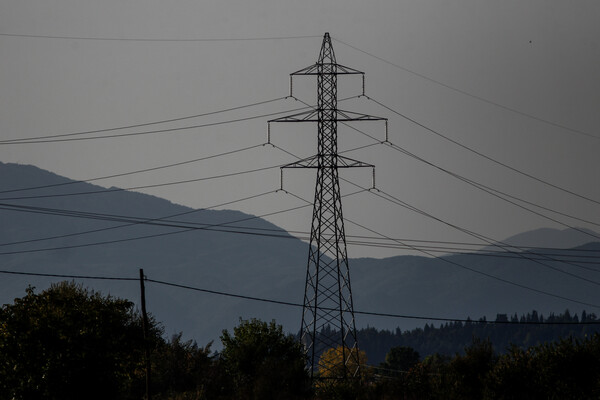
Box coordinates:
[366,96,600,206]
[1,268,598,325]
[0,269,138,281]
[0,162,279,201]
[283,187,600,309]
[345,237,600,254]
[0,189,277,248]
[2,200,598,265]
[0,105,312,145]
[0,190,290,256]
[287,96,600,233]
[0,190,364,256]
[361,180,600,281]
[0,97,286,144]
[0,143,264,194]
[351,200,600,308]
[0,96,358,145]
[346,242,600,266]
[366,186,600,288]
[2,193,599,266]
[0,141,378,251]
[285,97,600,252]
[272,138,600,278]
[0,32,320,42]
[369,142,600,269]
[332,36,599,141]
[0,189,371,256]
[270,144,600,308]
[0,131,371,201]
[381,139,600,240]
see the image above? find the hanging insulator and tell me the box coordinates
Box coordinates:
[385,120,389,142]
[279,169,284,191]
[362,74,365,96]
[267,122,271,144]
[372,167,376,189]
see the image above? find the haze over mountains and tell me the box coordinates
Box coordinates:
[1,161,599,346]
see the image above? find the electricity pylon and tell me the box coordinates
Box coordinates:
[269,33,386,379]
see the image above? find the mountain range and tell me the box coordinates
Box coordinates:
[1,161,599,347]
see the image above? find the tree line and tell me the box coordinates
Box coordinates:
[358,309,600,364]
[1,282,599,399]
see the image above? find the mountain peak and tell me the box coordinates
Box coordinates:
[498,227,600,249]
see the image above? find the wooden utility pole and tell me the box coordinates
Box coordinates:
[139,268,151,400]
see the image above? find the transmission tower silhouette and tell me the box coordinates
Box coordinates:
[269,32,386,379]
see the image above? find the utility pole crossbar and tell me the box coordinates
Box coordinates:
[269,32,385,380]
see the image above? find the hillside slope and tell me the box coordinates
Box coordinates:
[2,161,599,345]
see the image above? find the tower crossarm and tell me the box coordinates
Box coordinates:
[269,109,386,123]
[291,63,364,76]
[281,155,374,169]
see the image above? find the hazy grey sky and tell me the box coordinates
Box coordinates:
[1,0,599,258]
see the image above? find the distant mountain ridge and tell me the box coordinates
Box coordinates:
[486,227,600,250]
[1,161,599,347]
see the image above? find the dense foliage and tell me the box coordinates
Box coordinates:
[2,283,600,399]
[358,309,600,364]
[220,318,312,400]
[372,335,600,399]
[0,282,151,400]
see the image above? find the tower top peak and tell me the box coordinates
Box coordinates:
[318,32,335,64]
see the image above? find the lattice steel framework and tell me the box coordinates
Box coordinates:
[270,33,386,379]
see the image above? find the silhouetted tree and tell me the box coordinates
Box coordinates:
[0,282,160,400]
[219,318,311,400]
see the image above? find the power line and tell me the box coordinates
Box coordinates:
[271,100,600,280]
[4,164,598,258]
[0,188,360,256]
[342,239,600,265]
[366,96,600,207]
[344,121,600,278]
[0,269,137,281]
[0,190,278,248]
[365,187,600,294]
[0,105,315,145]
[0,162,280,201]
[348,203,600,309]
[290,95,600,233]
[0,191,301,256]
[0,96,358,145]
[0,97,286,144]
[286,186,600,307]
[3,199,599,265]
[332,36,599,141]
[2,152,597,305]
[270,142,600,308]
[270,105,600,274]
[370,180,600,277]
[362,181,600,280]
[3,196,599,266]
[0,210,288,256]
[344,236,600,254]
[0,143,264,194]
[1,268,598,325]
[0,135,375,201]
[380,140,600,241]
[0,32,320,42]
[0,142,378,249]
[0,189,370,256]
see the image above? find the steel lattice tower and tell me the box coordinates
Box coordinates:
[270,33,386,379]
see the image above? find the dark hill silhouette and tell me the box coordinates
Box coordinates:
[484,227,600,250]
[1,161,599,346]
